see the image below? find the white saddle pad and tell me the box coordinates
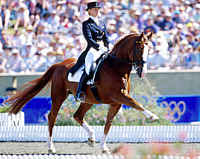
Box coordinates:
[68,66,92,85]
[68,65,84,82]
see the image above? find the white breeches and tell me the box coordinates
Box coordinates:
[85,42,107,75]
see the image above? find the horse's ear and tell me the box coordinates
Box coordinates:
[146,32,153,40]
[140,32,144,39]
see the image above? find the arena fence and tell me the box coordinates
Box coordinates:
[0,154,124,159]
[1,154,200,159]
[1,126,200,159]
[0,125,200,143]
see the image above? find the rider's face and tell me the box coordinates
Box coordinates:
[88,8,100,17]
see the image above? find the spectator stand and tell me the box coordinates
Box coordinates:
[0,0,199,73]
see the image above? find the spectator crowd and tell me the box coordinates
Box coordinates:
[0,0,199,73]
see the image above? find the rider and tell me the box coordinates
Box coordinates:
[70,1,109,100]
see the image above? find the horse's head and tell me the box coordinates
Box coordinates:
[111,32,152,78]
[131,32,152,78]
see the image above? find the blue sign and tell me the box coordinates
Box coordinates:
[22,97,52,124]
[157,95,200,123]
[0,97,51,124]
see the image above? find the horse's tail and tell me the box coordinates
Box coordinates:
[5,65,57,114]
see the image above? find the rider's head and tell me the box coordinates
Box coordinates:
[86,2,101,17]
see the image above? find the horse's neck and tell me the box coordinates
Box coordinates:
[109,35,134,76]
[112,47,129,60]
[107,54,132,76]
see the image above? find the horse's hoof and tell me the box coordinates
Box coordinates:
[88,138,95,147]
[102,146,111,154]
[148,115,159,123]
[48,148,56,154]
[102,149,111,154]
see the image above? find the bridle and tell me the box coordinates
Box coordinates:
[108,37,147,70]
[132,40,146,70]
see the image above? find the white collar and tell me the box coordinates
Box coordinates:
[90,16,99,25]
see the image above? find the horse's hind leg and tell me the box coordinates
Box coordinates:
[73,103,94,146]
[113,94,159,121]
[48,72,68,153]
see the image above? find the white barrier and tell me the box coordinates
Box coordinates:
[1,154,200,159]
[0,125,200,143]
[0,112,24,126]
[0,154,124,159]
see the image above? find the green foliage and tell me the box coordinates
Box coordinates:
[0,106,9,113]
[56,101,172,126]
[56,76,173,126]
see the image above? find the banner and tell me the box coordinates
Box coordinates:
[157,95,200,123]
[21,97,52,124]
[0,97,51,124]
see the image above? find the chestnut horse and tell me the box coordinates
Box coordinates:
[6,32,158,153]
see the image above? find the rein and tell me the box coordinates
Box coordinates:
[105,34,147,72]
[108,48,145,68]
[108,54,133,65]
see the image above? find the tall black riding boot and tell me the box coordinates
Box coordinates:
[75,71,88,101]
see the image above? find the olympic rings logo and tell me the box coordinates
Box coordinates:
[160,101,186,122]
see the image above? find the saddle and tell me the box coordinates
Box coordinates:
[68,53,109,103]
[68,52,109,84]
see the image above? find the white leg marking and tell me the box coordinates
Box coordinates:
[82,122,95,140]
[48,137,56,153]
[100,134,110,153]
[143,109,159,121]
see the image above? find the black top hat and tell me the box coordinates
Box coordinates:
[86,2,101,11]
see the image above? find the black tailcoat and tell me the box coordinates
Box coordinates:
[70,17,109,74]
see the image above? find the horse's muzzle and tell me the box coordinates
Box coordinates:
[136,67,143,78]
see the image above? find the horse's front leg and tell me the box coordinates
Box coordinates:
[73,103,95,146]
[112,93,159,121]
[101,104,121,153]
